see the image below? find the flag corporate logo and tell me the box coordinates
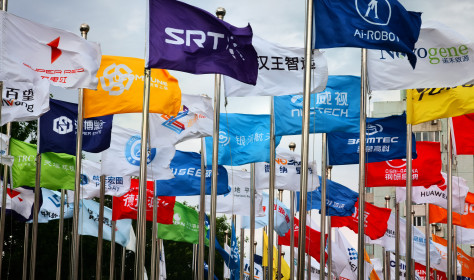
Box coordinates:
[173,213,181,224]
[53,116,73,134]
[124,135,156,166]
[386,159,406,168]
[160,105,189,134]
[347,123,398,145]
[219,131,230,146]
[100,63,134,96]
[356,0,391,26]
[366,123,383,135]
[47,37,62,64]
[378,44,470,64]
[47,193,61,207]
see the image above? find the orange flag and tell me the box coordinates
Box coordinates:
[432,235,474,278]
[84,55,181,118]
[429,192,474,228]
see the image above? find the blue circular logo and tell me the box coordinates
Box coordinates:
[80,174,88,185]
[125,135,157,166]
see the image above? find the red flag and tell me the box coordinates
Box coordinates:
[331,199,391,240]
[452,113,474,155]
[415,262,447,280]
[112,178,176,224]
[429,192,474,229]
[366,141,444,188]
[278,217,328,263]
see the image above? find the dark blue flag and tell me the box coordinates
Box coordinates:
[297,176,359,216]
[327,113,416,165]
[205,215,238,271]
[39,99,113,155]
[205,114,282,166]
[147,0,258,85]
[155,150,230,196]
[314,0,422,68]
[229,222,240,280]
[203,262,219,280]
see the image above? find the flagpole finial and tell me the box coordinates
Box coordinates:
[385,195,390,201]
[80,23,90,38]
[289,142,296,151]
[215,7,226,19]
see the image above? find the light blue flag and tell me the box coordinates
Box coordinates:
[79,199,132,247]
[205,114,282,166]
[274,75,360,136]
[241,192,291,236]
[36,188,74,223]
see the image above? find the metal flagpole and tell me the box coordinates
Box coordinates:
[198,138,206,280]
[121,246,126,280]
[320,133,328,280]
[96,175,106,279]
[395,202,400,280]
[307,214,311,280]
[22,223,30,280]
[405,123,414,280]
[192,243,197,280]
[240,227,245,280]
[0,122,11,275]
[71,23,89,280]
[385,196,391,280]
[357,48,368,280]
[134,67,152,280]
[223,232,228,280]
[453,226,457,280]
[250,163,256,280]
[156,239,162,279]
[29,152,42,280]
[151,184,158,280]
[288,142,296,280]
[277,190,283,280]
[447,119,453,280]
[262,226,267,280]
[425,203,430,280]
[56,189,66,280]
[297,0,314,277]
[327,165,333,280]
[110,220,116,280]
[268,96,276,280]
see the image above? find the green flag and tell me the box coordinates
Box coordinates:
[158,201,202,244]
[10,138,76,190]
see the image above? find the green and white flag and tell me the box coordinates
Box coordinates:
[10,138,75,190]
[157,201,202,244]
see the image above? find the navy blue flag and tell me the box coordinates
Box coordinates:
[155,150,230,196]
[274,75,360,136]
[205,114,282,166]
[314,0,422,68]
[203,262,219,280]
[296,176,359,216]
[39,99,113,155]
[147,0,258,85]
[229,222,240,280]
[327,113,416,165]
[205,215,238,271]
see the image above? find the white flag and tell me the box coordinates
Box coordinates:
[396,172,468,214]
[101,125,175,180]
[0,10,101,89]
[430,239,462,274]
[224,36,328,97]
[368,21,474,90]
[456,226,474,244]
[36,188,73,223]
[293,248,329,280]
[389,253,422,280]
[67,159,131,203]
[205,169,264,217]
[149,94,213,146]
[126,227,136,253]
[159,241,167,280]
[255,147,319,192]
[0,185,34,220]
[0,133,14,166]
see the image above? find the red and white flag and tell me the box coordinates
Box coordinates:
[366,141,445,187]
[112,179,175,224]
[451,113,474,155]
[0,185,34,221]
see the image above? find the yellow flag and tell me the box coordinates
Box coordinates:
[263,231,290,280]
[406,85,474,124]
[84,55,181,118]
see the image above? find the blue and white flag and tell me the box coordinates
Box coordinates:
[229,222,240,279]
[37,188,73,223]
[313,0,422,68]
[327,113,416,165]
[205,114,281,166]
[79,199,132,247]
[205,215,238,271]
[39,99,113,155]
[274,76,360,136]
[241,192,291,236]
[296,176,358,216]
[0,133,14,166]
[155,150,229,196]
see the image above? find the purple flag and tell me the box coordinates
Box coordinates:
[147,0,258,85]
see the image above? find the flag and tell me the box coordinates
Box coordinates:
[204,169,264,217]
[205,114,282,166]
[333,229,359,279]
[313,0,422,68]
[203,262,219,280]
[0,133,14,166]
[157,201,200,243]
[396,172,468,214]
[328,113,416,165]
[456,226,474,244]
[0,10,101,89]
[10,138,76,190]
[278,217,328,263]
[241,192,290,236]
[147,0,258,85]
[452,113,474,155]
[79,199,132,247]
[429,192,474,228]
[255,147,319,192]
[292,248,329,280]
[364,251,381,280]
[368,21,474,90]
[241,258,264,280]
[224,222,240,280]
[126,227,136,253]
[415,262,446,280]
[0,185,34,221]
[331,200,391,240]
[84,55,181,118]
[263,231,290,280]
[101,125,175,180]
[39,99,113,155]
[366,141,444,188]
[155,150,229,196]
[407,85,474,125]
[36,188,73,223]
[112,179,175,224]
[223,35,328,97]
[432,235,474,278]
[274,75,361,136]
[387,254,423,280]
[203,215,238,271]
[159,242,167,280]
[296,176,359,216]
[66,159,131,203]
[430,236,462,274]
[149,94,213,146]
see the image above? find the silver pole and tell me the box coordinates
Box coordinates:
[223,232,228,280]
[71,23,89,280]
[23,223,30,280]
[395,203,400,280]
[240,227,245,280]
[277,190,283,280]
[297,0,314,277]
[0,122,11,275]
[447,119,453,280]
[198,138,206,280]
[192,243,198,280]
[96,175,106,280]
[121,246,126,280]
[29,153,42,280]
[250,163,256,280]
[134,68,152,280]
[320,133,328,280]
[327,166,333,280]
[151,185,158,280]
[453,227,457,280]
[425,203,430,280]
[56,189,66,280]
[405,123,413,280]
[384,196,391,280]
[307,218,311,280]
[357,48,368,280]
[289,142,296,280]
[110,220,116,280]
[157,239,162,279]
[269,96,276,280]
[471,245,474,257]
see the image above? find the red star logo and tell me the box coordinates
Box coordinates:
[7,188,22,201]
[47,37,62,64]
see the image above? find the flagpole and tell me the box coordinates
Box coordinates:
[192,243,197,280]
[121,246,126,280]
[22,223,30,280]
[0,122,11,275]
[56,189,66,280]
[157,239,162,279]
[198,138,206,280]
[262,226,267,280]
[425,203,430,280]
[356,48,368,280]
[96,175,106,279]
[395,202,400,280]
[307,213,311,280]
[277,190,283,280]
[240,227,245,280]
[268,96,276,280]
[405,123,414,279]
[384,196,391,280]
[320,132,328,280]
[151,186,158,280]
[447,119,453,280]
[297,0,314,277]
[71,23,89,280]
[110,220,116,280]
[453,226,457,280]
[288,142,296,280]
[327,165,333,280]
[29,152,41,280]
[250,163,256,280]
